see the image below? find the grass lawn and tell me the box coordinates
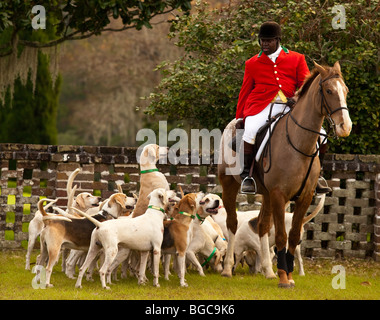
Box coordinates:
[0,250,379,300]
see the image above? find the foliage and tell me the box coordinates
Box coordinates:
[0,0,192,53]
[0,0,191,145]
[146,0,379,154]
[57,17,183,147]
[0,52,61,144]
[0,12,61,144]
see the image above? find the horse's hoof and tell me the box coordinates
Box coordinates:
[277,269,290,288]
[221,270,232,278]
[263,269,277,279]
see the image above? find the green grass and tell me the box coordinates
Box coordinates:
[0,251,379,300]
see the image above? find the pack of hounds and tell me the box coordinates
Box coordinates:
[25,144,325,289]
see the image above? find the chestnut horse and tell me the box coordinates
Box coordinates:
[218,61,352,287]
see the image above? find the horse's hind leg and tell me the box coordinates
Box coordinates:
[220,173,240,278]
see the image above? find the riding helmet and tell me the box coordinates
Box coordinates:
[258,21,282,40]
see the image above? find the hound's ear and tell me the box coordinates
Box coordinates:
[158,189,166,204]
[214,250,222,267]
[142,144,157,164]
[114,194,126,209]
[155,144,160,160]
[189,196,196,209]
[313,61,328,78]
[133,193,138,200]
[333,61,341,73]
[76,193,86,209]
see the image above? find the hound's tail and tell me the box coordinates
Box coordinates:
[38,199,72,222]
[302,194,326,224]
[53,206,81,220]
[179,185,185,198]
[71,207,102,228]
[67,168,80,198]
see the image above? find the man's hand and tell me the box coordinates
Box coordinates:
[235,119,244,130]
[286,97,297,108]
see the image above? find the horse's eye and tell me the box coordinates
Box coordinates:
[326,89,332,94]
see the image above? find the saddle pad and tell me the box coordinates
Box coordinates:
[255,118,280,162]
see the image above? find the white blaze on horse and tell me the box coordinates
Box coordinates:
[218,61,352,287]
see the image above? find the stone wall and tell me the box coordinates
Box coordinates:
[0,143,379,261]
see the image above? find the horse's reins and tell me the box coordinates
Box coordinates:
[286,73,348,157]
[284,73,347,200]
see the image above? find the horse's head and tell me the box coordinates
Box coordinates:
[313,61,352,137]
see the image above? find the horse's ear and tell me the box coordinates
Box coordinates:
[313,61,328,78]
[333,61,341,73]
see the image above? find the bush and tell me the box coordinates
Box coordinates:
[147,0,379,154]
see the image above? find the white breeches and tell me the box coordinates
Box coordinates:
[242,103,327,145]
[243,103,290,144]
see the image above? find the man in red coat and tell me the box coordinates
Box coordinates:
[236,21,330,194]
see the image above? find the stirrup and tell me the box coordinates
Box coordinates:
[315,176,332,194]
[240,176,257,194]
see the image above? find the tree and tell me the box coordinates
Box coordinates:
[0,0,191,144]
[0,15,61,144]
[0,53,61,144]
[0,0,192,52]
[0,0,191,102]
[147,0,379,154]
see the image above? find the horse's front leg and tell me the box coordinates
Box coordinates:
[287,191,314,286]
[270,189,290,287]
[258,196,277,279]
[220,175,240,278]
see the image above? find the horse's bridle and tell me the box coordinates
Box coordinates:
[319,74,349,136]
[286,73,348,157]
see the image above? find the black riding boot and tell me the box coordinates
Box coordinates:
[240,142,256,194]
[316,144,332,194]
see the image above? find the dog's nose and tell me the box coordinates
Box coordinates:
[214,200,219,207]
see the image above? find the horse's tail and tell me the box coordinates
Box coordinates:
[302,194,325,224]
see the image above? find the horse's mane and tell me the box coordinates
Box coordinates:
[297,68,320,99]
[297,65,342,99]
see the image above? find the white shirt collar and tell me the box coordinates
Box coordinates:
[267,46,282,63]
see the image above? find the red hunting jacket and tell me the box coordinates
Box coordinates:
[235,46,310,119]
